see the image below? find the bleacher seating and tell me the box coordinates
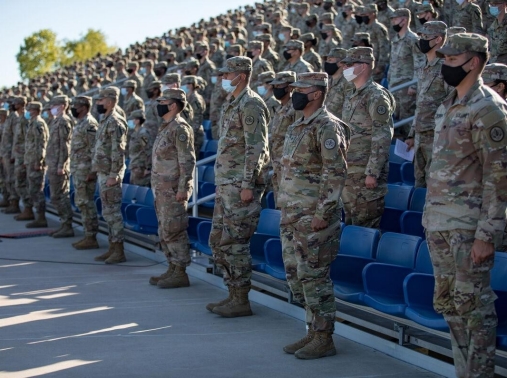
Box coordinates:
[400,162,415,186]
[203,120,213,140]
[264,238,286,280]
[380,184,414,233]
[388,145,406,184]
[124,188,154,226]
[193,221,213,256]
[250,209,281,272]
[265,191,276,209]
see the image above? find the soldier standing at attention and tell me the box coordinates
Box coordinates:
[23,102,49,228]
[341,47,395,228]
[487,0,507,64]
[92,87,128,264]
[209,70,228,140]
[324,48,350,119]
[282,40,315,74]
[181,75,206,154]
[47,95,75,238]
[278,72,349,360]
[206,57,270,318]
[148,89,195,289]
[0,109,8,207]
[128,110,152,187]
[1,99,20,214]
[452,0,484,34]
[70,96,99,249]
[423,33,507,378]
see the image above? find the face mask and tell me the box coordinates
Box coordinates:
[185,70,192,75]
[292,91,311,110]
[127,68,134,74]
[10,104,16,112]
[321,32,328,40]
[283,50,292,60]
[146,89,155,98]
[226,54,234,60]
[441,57,473,87]
[392,23,403,33]
[156,104,170,117]
[121,87,128,96]
[273,87,287,100]
[418,37,437,54]
[489,5,500,16]
[343,66,359,82]
[37,92,41,98]
[100,73,105,78]
[324,62,339,75]
[139,67,147,75]
[2,103,8,110]
[342,11,348,18]
[127,120,136,129]
[50,107,59,116]
[278,33,286,42]
[398,0,405,3]
[182,85,190,94]
[362,16,370,24]
[253,31,261,37]
[224,41,231,48]
[418,17,428,25]
[319,22,324,29]
[221,76,238,93]
[323,4,332,10]
[71,107,79,118]
[455,0,465,4]
[378,2,387,11]
[257,86,268,96]
[291,7,297,13]
[355,15,363,24]
[305,20,312,27]
[24,111,31,120]
[246,51,254,59]
[211,77,218,85]
[42,111,49,119]
[97,104,107,114]
[336,1,343,6]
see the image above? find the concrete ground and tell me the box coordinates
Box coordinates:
[0,212,442,378]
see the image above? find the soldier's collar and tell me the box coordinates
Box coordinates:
[229,86,249,105]
[300,107,325,125]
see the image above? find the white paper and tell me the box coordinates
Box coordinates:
[394,139,415,161]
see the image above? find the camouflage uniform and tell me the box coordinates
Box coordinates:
[70,97,99,237]
[143,80,163,139]
[488,13,507,64]
[209,73,228,140]
[1,105,19,206]
[127,62,144,98]
[278,72,350,335]
[181,75,206,154]
[249,41,274,88]
[335,7,357,49]
[324,48,350,119]
[210,57,270,289]
[258,71,280,119]
[422,33,507,378]
[301,33,323,72]
[92,88,127,244]
[318,25,342,57]
[141,61,157,102]
[341,48,395,228]
[283,40,315,74]
[359,16,391,82]
[121,80,145,118]
[128,110,153,187]
[452,0,484,34]
[12,100,30,209]
[0,110,7,202]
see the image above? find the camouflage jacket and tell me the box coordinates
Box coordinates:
[388,29,426,86]
[70,113,98,177]
[46,114,73,173]
[24,116,49,168]
[187,91,206,132]
[488,16,507,64]
[303,49,323,72]
[129,126,153,171]
[335,17,357,49]
[359,21,390,73]
[209,83,228,126]
[283,57,315,74]
[0,113,15,158]
[452,1,484,35]
[325,74,350,119]
[263,94,281,120]
[12,113,28,162]
[250,57,273,88]
[122,93,144,118]
[269,100,299,170]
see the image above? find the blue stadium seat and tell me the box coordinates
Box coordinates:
[205,140,218,153]
[265,191,276,209]
[203,120,212,130]
[193,221,213,256]
[124,188,154,226]
[70,191,80,213]
[264,238,286,280]
[400,162,415,186]
[188,216,209,249]
[362,233,422,316]
[380,184,414,233]
[199,182,216,208]
[121,186,148,218]
[202,166,215,184]
[400,211,425,238]
[492,253,507,349]
[250,209,281,272]
[388,145,406,184]
[123,170,131,184]
[199,140,209,160]
[131,207,158,235]
[330,226,381,303]
[409,187,426,212]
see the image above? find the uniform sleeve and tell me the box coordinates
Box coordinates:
[191,97,204,130]
[136,97,145,112]
[366,93,394,178]
[377,26,390,71]
[473,105,507,243]
[241,101,269,190]
[57,118,72,171]
[314,123,348,220]
[471,5,484,35]
[109,118,127,180]
[86,121,97,162]
[175,125,196,193]
[411,38,426,84]
[34,121,45,166]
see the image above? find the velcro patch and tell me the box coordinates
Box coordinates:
[490,126,504,142]
[324,138,336,150]
[178,134,187,142]
[377,105,387,115]
[245,115,255,125]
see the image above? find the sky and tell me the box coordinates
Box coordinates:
[0,0,253,88]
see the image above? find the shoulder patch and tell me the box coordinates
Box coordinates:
[245,115,255,125]
[377,105,387,115]
[490,126,504,142]
[324,138,336,150]
[178,133,188,142]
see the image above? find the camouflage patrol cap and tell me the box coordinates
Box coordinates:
[96,87,120,100]
[128,62,139,69]
[353,32,371,43]
[270,71,297,85]
[320,12,334,21]
[155,61,168,69]
[281,25,293,32]
[50,95,69,105]
[342,47,375,63]
[12,96,27,105]
[248,40,264,50]
[416,3,435,14]
[305,14,318,22]
[419,21,447,35]
[322,24,339,36]
[447,26,467,36]
[328,47,348,61]
[26,101,42,111]
[391,8,410,18]
[161,73,181,85]
[285,40,305,51]
[291,72,329,88]
[220,56,252,73]
[148,80,162,90]
[364,4,378,13]
[438,32,488,55]
[482,63,507,84]
[258,71,276,84]
[181,75,199,86]
[343,4,355,11]
[257,33,273,42]
[129,109,145,119]
[195,42,209,50]
[228,44,244,54]
[72,96,92,107]
[157,88,187,106]
[122,79,137,88]
[142,59,154,67]
[292,28,301,37]
[355,6,366,15]
[195,77,207,89]
[185,59,200,69]
[300,33,316,42]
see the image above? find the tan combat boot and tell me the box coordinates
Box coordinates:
[26,212,48,228]
[294,331,336,360]
[212,286,253,317]
[73,235,99,250]
[157,265,190,288]
[52,222,74,238]
[206,287,235,312]
[149,264,175,285]
[283,325,315,354]
[14,206,35,221]
[94,243,115,261]
[3,200,20,214]
[105,242,127,264]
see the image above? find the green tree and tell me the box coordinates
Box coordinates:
[16,29,62,80]
[61,29,116,66]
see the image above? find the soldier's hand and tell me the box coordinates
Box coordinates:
[143,169,150,177]
[57,169,64,176]
[106,177,119,187]
[365,175,377,189]
[311,217,328,231]
[86,172,97,182]
[240,189,254,203]
[471,239,495,265]
[405,138,414,151]
[407,87,417,96]
[176,191,188,202]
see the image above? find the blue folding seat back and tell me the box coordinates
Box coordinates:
[264,238,286,280]
[200,140,209,152]
[376,233,421,267]
[388,145,406,184]
[194,221,213,256]
[265,191,276,209]
[400,162,415,186]
[197,166,207,182]
[205,140,218,153]
[202,166,215,184]
[135,207,158,235]
[409,187,427,212]
[414,241,433,274]
[256,209,281,236]
[199,182,216,208]
[400,211,425,238]
[250,209,281,272]
[385,184,413,210]
[203,120,212,130]
[188,217,208,247]
[492,253,507,326]
[133,186,149,204]
[339,225,380,258]
[121,185,139,217]
[123,170,131,184]
[122,183,130,196]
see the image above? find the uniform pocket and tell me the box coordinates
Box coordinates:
[103,185,122,203]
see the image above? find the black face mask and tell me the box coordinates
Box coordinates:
[96,104,106,114]
[321,32,328,40]
[441,57,473,87]
[185,70,192,76]
[154,69,163,77]
[156,104,170,117]
[70,107,79,118]
[305,21,313,27]
[195,53,203,60]
[324,62,339,76]
[323,4,332,10]
[127,68,134,74]
[246,51,254,59]
[283,50,292,60]
[273,87,288,100]
[226,54,234,60]
[362,16,370,24]
[351,43,359,48]
[418,37,436,54]
[146,89,155,98]
[292,92,312,110]
[342,11,348,18]
[377,2,387,11]
[9,104,16,112]
[392,23,403,33]
[336,1,343,6]
[418,17,428,25]
[312,38,318,46]
[319,22,323,29]
[355,15,363,24]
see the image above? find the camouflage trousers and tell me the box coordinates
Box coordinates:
[211,122,220,140]
[342,173,386,229]
[129,168,151,187]
[413,130,434,189]
[393,86,416,139]
[209,182,264,288]
[271,162,281,208]
[98,173,124,243]
[14,160,30,207]
[281,214,340,332]
[194,126,205,156]
[2,155,18,201]
[153,177,191,267]
[27,168,46,213]
[0,157,8,200]
[48,171,73,223]
[426,230,497,378]
[73,175,98,236]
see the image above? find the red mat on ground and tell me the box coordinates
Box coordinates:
[0,229,55,238]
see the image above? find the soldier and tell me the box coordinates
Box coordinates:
[160,74,195,131]
[0,109,8,207]
[279,72,349,360]
[127,62,144,98]
[406,21,451,188]
[143,80,163,139]
[301,33,323,72]
[422,33,507,378]
[336,4,358,49]
[282,40,315,74]
[209,70,227,140]
[482,63,507,100]
[92,87,127,264]
[121,80,144,118]
[388,8,426,138]
[376,0,396,39]
[141,60,157,102]
[452,0,484,34]
[257,71,280,118]
[318,25,342,57]
[128,110,152,187]
[46,95,75,238]
[206,57,270,318]
[487,0,507,64]
[247,41,273,90]
[1,98,19,214]
[195,42,216,109]
[324,48,350,119]
[341,47,395,228]
[23,102,49,228]
[69,96,99,249]
[154,62,168,80]
[181,75,206,153]
[258,34,281,70]
[269,71,299,203]
[148,89,196,288]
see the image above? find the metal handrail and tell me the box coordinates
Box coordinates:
[388,79,418,93]
[394,116,415,129]
[190,153,217,217]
